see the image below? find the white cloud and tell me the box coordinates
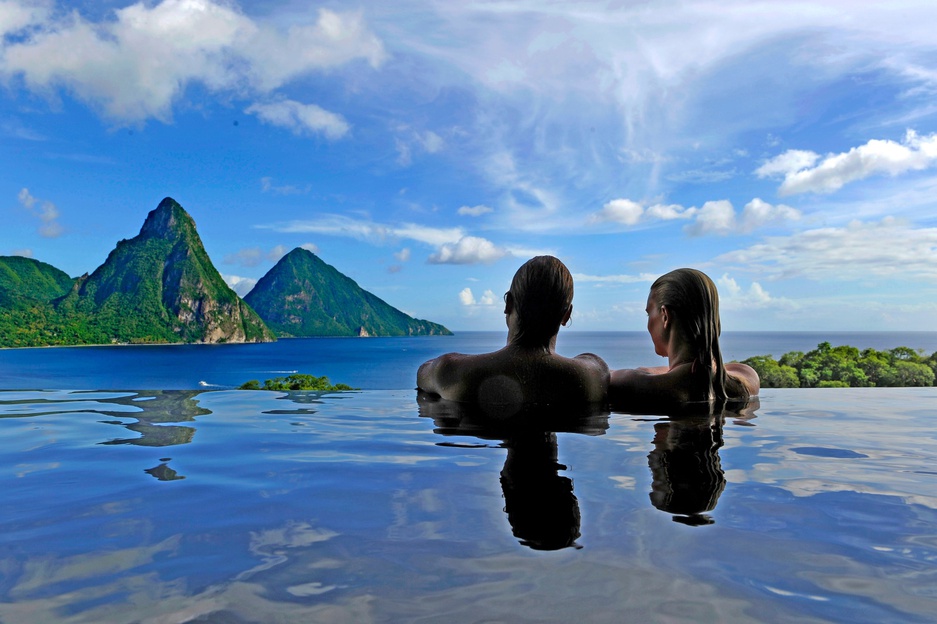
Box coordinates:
[457,204,493,217]
[459,287,498,306]
[590,197,798,236]
[716,274,788,310]
[685,200,735,236]
[590,199,645,226]
[246,100,349,140]
[739,198,801,231]
[265,215,465,248]
[263,215,504,264]
[0,1,47,38]
[11,248,33,258]
[223,274,257,297]
[718,217,937,282]
[0,2,384,123]
[394,248,411,262]
[757,130,937,195]
[300,242,318,253]
[458,287,475,306]
[428,236,508,265]
[754,149,820,179]
[17,187,62,237]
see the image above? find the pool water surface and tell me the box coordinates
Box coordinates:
[1,387,935,623]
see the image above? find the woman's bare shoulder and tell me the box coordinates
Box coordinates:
[726,362,760,396]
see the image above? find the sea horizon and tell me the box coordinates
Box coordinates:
[2,330,936,392]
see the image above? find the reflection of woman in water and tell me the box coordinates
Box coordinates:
[647,414,726,526]
[417,256,608,405]
[610,268,759,407]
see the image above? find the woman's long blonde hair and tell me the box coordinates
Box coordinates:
[651,268,749,402]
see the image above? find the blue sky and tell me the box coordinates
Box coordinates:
[3,0,937,332]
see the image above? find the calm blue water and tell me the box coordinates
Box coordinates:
[1,387,935,622]
[2,332,937,622]
[2,331,936,390]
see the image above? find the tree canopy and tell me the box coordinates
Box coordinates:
[743,342,937,388]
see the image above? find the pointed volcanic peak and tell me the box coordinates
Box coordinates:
[55,197,275,345]
[245,248,452,337]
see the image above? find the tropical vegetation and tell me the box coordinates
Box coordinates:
[743,342,937,388]
[239,374,356,391]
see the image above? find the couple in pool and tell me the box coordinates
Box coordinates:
[417,255,759,409]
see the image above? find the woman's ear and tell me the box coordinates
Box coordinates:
[504,291,514,315]
[561,304,572,327]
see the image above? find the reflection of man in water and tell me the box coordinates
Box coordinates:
[418,397,608,551]
[648,415,726,526]
[500,432,581,550]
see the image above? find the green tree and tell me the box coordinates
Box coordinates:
[742,355,799,388]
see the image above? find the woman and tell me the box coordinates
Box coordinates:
[417,255,608,405]
[610,268,759,406]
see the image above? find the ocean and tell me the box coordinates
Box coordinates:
[2,331,936,390]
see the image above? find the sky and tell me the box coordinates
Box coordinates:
[3,0,937,333]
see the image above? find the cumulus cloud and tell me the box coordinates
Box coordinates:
[300,242,318,253]
[591,199,646,226]
[17,187,62,237]
[757,130,937,195]
[591,197,799,236]
[458,287,475,306]
[718,217,937,282]
[428,236,508,264]
[459,287,498,306]
[394,248,411,262]
[685,200,736,236]
[223,274,257,297]
[479,289,497,305]
[457,204,493,217]
[11,248,33,258]
[0,2,385,123]
[716,274,790,310]
[224,245,288,267]
[246,100,349,140]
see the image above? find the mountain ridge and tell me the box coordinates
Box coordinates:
[245,247,452,337]
[0,198,451,347]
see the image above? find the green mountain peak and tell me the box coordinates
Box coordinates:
[246,247,452,337]
[139,197,198,242]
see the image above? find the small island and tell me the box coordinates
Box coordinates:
[239,373,357,391]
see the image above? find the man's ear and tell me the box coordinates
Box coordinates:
[561,304,572,327]
[660,304,670,329]
[504,292,514,315]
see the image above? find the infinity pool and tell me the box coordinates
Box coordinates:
[1,388,935,623]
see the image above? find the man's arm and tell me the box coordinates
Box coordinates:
[573,353,611,402]
[417,353,465,398]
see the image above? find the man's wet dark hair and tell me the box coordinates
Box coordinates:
[508,255,574,347]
